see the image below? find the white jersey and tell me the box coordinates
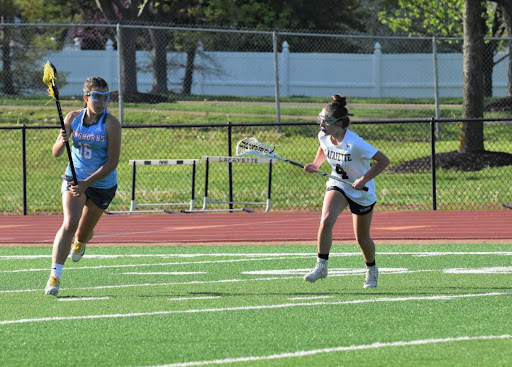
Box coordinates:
[318,129,378,206]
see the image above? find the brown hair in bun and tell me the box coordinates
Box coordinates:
[325,94,351,128]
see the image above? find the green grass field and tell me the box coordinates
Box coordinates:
[0,96,468,125]
[1,243,512,366]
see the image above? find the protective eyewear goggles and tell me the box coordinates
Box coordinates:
[86,91,110,103]
[316,112,353,126]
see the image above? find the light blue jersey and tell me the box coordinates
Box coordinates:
[65,108,117,189]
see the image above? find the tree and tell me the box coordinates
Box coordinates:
[95,0,220,96]
[461,0,485,152]
[1,1,16,95]
[378,0,507,97]
[93,0,375,97]
[1,0,80,95]
[378,0,508,153]
[135,0,193,95]
[494,0,512,96]
[94,0,141,96]
[378,0,464,36]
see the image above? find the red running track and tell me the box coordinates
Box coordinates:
[0,210,511,245]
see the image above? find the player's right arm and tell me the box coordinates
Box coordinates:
[52,111,78,157]
[304,146,326,173]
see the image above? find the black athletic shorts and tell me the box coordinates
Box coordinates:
[327,186,375,216]
[61,176,117,210]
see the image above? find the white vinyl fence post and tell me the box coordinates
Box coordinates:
[273,31,281,124]
[373,42,382,98]
[432,36,441,140]
[116,23,124,125]
[195,40,204,95]
[281,41,289,97]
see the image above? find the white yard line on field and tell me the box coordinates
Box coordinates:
[0,269,433,294]
[4,250,512,274]
[144,334,512,367]
[444,267,512,274]
[0,256,311,274]
[0,291,510,325]
[0,276,303,294]
[243,268,409,275]
[2,251,512,261]
[0,253,318,260]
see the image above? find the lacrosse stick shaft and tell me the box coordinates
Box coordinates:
[272,154,369,191]
[54,98,78,185]
[236,137,368,191]
[44,61,78,185]
[52,86,78,185]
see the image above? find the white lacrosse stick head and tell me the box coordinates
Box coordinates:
[236,137,275,156]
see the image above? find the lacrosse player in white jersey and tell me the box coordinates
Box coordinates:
[303,94,390,288]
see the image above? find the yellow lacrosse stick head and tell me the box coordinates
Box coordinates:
[43,61,57,100]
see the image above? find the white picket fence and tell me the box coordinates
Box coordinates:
[47,40,510,99]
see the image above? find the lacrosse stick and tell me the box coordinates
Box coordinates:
[236,137,368,191]
[43,61,77,184]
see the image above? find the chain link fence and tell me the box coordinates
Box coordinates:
[2,23,512,113]
[1,23,512,214]
[1,118,511,215]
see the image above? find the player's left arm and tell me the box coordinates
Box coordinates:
[352,151,390,190]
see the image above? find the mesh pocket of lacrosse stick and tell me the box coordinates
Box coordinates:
[236,137,275,156]
[43,61,58,102]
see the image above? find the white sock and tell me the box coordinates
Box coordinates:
[50,263,64,280]
[74,239,86,246]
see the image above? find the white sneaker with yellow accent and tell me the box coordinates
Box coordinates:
[71,241,86,262]
[45,275,60,296]
[304,259,328,283]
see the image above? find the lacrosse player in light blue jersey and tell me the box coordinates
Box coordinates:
[45,77,121,296]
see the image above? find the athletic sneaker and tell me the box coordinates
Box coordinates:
[45,275,60,296]
[71,241,86,262]
[364,264,378,288]
[304,259,328,283]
